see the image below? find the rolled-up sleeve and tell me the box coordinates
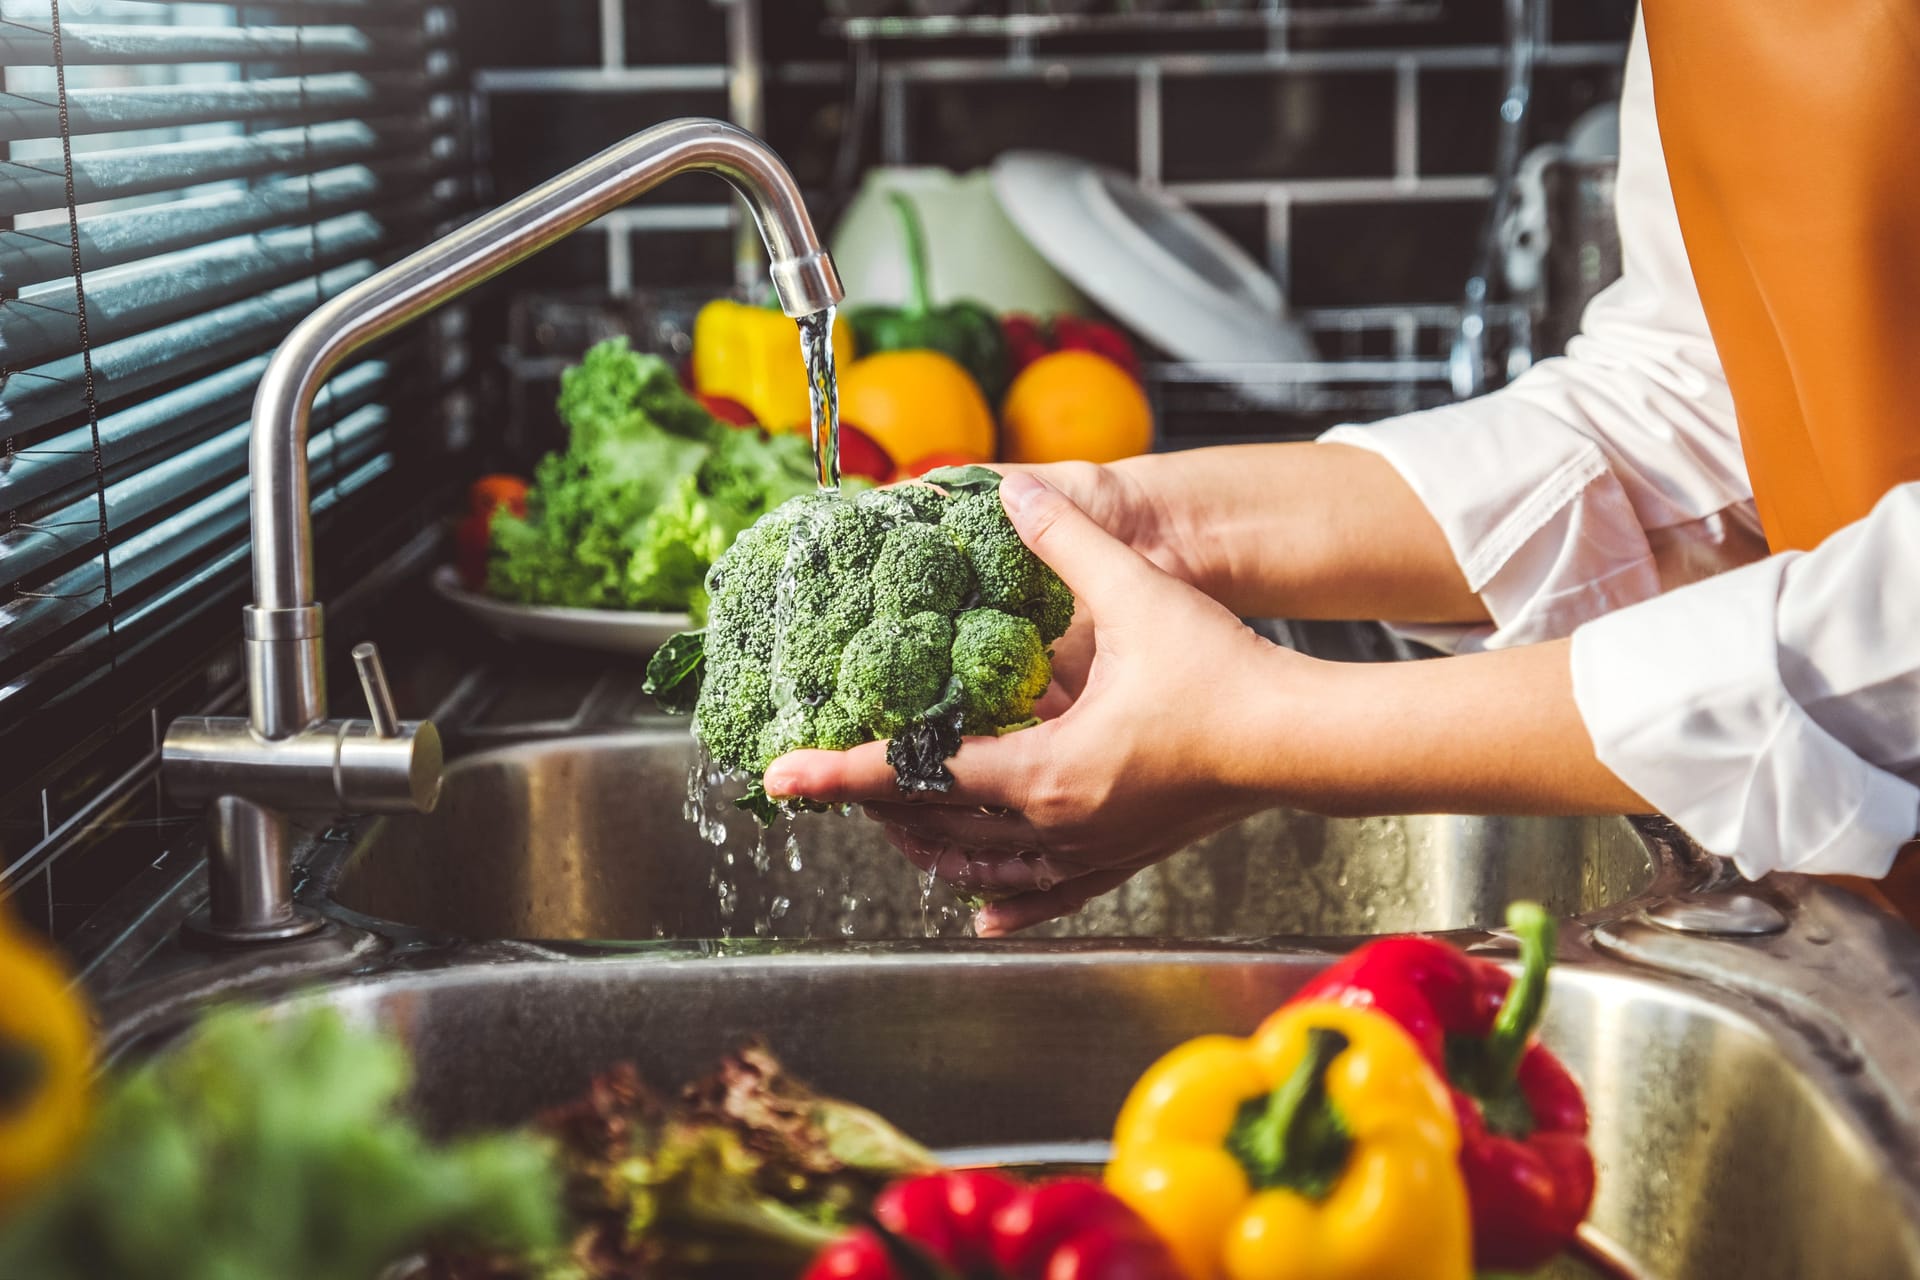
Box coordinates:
[1571,484,1920,878]
[1323,13,1762,653]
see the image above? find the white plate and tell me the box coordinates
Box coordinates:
[990,151,1317,403]
[431,566,691,657]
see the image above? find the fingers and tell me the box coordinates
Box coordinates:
[862,800,1040,852]
[762,741,894,802]
[880,823,1092,894]
[764,729,1044,810]
[973,867,1137,937]
[997,472,1164,616]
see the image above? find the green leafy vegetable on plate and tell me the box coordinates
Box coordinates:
[487,337,830,617]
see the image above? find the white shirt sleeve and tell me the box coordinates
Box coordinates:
[1322,13,1764,654]
[1317,11,1920,876]
[1571,485,1920,879]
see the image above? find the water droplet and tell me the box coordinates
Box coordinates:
[771,895,791,919]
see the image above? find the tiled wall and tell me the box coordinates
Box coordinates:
[461,0,1632,315]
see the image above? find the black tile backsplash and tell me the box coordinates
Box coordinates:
[5,870,53,941]
[487,90,734,198]
[43,714,154,834]
[1290,199,1488,306]
[50,784,165,944]
[1163,72,1398,182]
[907,79,1141,174]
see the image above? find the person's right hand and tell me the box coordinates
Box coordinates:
[995,459,1210,590]
[990,459,1209,718]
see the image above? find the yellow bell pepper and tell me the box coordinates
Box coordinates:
[692,297,854,432]
[1106,1003,1471,1280]
[0,908,94,1214]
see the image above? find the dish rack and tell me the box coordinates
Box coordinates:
[826,0,1443,42]
[1146,303,1530,445]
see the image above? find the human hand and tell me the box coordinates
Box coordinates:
[763,471,1299,935]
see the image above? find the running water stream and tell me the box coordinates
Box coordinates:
[798,306,840,491]
[680,306,973,939]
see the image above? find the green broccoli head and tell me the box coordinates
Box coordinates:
[645,471,1076,821]
[951,608,1051,734]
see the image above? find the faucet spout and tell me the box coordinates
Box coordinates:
[251,118,841,626]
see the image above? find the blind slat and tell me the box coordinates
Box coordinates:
[0,72,443,144]
[1,164,379,289]
[0,22,424,68]
[2,211,389,369]
[0,353,393,518]
[0,411,394,663]
[0,259,377,436]
[3,397,391,588]
[0,352,399,511]
[0,451,399,730]
[0,118,436,217]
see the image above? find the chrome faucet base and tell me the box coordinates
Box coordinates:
[183,904,326,946]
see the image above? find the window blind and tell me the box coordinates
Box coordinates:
[0,1,474,767]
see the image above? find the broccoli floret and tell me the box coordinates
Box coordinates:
[836,612,955,737]
[757,698,863,770]
[645,474,1075,822]
[873,522,972,618]
[858,482,948,524]
[693,658,772,772]
[940,492,1076,642]
[705,506,803,666]
[951,609,1051,733]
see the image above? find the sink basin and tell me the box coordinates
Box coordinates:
[314,730,1681,941]
[115,944,1917,1280]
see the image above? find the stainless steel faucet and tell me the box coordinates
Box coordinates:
[162,119,845,944]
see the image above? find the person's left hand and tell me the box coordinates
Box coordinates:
[761,472,1300,935]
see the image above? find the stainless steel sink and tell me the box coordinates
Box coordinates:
[312,730,1687,941]
[99,908,1920,1280]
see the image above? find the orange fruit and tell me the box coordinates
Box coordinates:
[999,350,1153,464]
[837,350,996,466]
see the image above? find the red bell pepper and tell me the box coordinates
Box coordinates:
[803,1172,1180,1280]
[455,474,528,591]
[1001,314,1142,383]
[1291,901,1596,1272]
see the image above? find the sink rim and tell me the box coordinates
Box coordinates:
[296,727,1718,946]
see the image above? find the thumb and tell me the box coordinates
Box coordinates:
[998,471,1166,615]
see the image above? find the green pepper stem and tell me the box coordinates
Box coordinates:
[886,191,934,317]
[1238,1026,1349,1186]
[1484,901,1555,1087]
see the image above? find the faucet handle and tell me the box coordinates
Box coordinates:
[351,642,400,738]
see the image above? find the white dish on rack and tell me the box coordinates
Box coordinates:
[431,566,689,658]
[990,150,1316,405]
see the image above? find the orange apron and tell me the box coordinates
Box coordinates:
[1640,0,1920,915]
